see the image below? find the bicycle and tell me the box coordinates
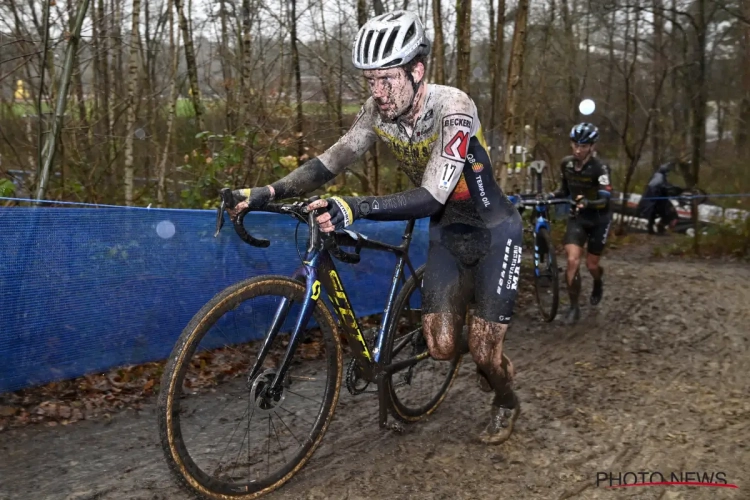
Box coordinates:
[508,194,575,322]
[157,190,462,499]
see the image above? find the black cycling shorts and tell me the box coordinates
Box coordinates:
[563,211,612,256]
[421,213,524,325]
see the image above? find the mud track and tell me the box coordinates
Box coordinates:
[2,237,748,500]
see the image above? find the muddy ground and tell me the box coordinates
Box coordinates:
[1,235,748,500]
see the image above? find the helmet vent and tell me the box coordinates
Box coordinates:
[382,27,400,58]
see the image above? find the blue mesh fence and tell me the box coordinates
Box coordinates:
[0,206,429,393]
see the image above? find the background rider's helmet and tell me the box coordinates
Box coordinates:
[352,11,431,70]
[569,122,599,144]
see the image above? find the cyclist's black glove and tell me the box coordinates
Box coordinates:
[575,195,590,209]
[319,196,361,231]
[225,186,273,219]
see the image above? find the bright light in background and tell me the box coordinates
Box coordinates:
[156,220,176,239]
[579,99,596,116]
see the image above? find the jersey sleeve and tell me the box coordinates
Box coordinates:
[597,162,612,198]
[555,160,570,198]
[317,99,378,175]
[420,92,478,204]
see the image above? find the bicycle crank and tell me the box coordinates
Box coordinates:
[345,358,373,395]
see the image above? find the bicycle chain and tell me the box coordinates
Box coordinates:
[345,357,370,395]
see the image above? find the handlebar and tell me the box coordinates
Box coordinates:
[215,189,362,264]
[517,198,576,208]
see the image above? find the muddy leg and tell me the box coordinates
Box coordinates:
[564,243,583,324]
[587,253,604,305]
[422,313,463,361]
[468,316,520,444]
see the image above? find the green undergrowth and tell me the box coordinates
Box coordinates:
[652,218,750,260]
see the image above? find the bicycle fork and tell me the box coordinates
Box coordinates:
[246,262,320,401]
[247,206,326,400]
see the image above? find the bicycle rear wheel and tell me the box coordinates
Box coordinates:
[157,275,342,499]
[383,265,462,423]
[533,228,560,322]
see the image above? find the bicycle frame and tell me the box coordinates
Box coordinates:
[245,211,425,428]
[530,204,552,277]
[509,195,570,277]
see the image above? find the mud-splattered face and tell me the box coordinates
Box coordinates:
[363,67,419,121]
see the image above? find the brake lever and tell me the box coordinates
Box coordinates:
[215,188,235,238]
[214,198,226,238]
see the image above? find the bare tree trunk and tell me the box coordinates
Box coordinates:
[157,0,180,207]
[219,0,235,132]
[35,0,52,184]
[672,0,690,156]
[455,0,472,93]
[604,5,615,107]
[489,0,505,149]
[174,0,205,135]
[107,0,119,187]
[36,0,91,201]
[290,0,304,160]
[336,0,347,188]
[67,0,89,154]
[114,0,124,99]
[319,1,335,122]
[500,0,528,191]
[488,0,496,108]
[689,0,708,253]
[432,0,446,84]
[240,0,255,173]
[737,0,750,157]
[336,2,344,136]
[560,0,577,121]
[576,0,591,103]
[88,0,103,159]
[373,0,386,15]
[651,0,664,170]
[357,0,367,28]
[123,0,142,206]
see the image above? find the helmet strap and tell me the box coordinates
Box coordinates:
[393,69,424,122]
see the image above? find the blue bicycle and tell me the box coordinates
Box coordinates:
[509,194,574,322]
[157,191,460,499]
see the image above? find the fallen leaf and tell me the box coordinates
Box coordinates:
[0,406,17,417]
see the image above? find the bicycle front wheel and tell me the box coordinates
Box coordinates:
[533,227,560,322]
[157,275,342,499]
[383,265,462,423]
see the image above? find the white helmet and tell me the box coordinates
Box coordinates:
[352,11,431,70]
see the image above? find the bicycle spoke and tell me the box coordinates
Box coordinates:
[277,401,317,428]
[269,414,287,467]
[217,402,253,475]
[274,410,303,447]
[286,389,323,406]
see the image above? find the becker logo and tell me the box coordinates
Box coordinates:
[441,113,472,162]
[444,131,469,159]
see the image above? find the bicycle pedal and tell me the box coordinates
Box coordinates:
[386,421,405,433]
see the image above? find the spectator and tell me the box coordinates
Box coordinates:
[638,163,678,235]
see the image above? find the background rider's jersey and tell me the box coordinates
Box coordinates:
[557,155,613,214]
